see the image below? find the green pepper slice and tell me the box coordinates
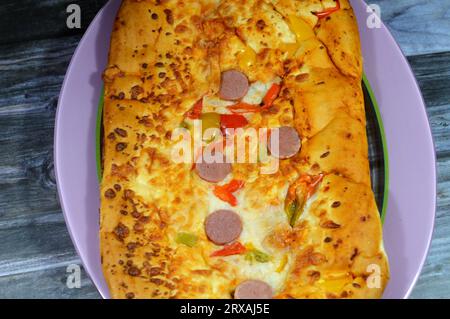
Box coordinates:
[176,232,198,247]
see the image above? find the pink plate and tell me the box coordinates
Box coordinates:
[55,0,436,299]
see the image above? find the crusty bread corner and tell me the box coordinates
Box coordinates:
[100,0,389,299]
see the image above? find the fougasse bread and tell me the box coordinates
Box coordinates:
[100,0,389,299]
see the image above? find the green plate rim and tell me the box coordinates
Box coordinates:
[363,73,389,224]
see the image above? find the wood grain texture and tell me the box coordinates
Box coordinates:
[371,0,450,56]
[0,264,100,299]
[0,0,448,299]
[0,0,108,46]
[408,53,450,297]
[0,35,99,298]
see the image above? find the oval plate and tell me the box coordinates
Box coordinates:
[55,0,436,299]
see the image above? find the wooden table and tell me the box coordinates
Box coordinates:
[0,0,448,299]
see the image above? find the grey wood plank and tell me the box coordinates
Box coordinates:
[410,98,450,299]
[0,35,98,297]
[0,37,80,219]
[407,52,450,109]
[0,0,108,46]
[428,103,450,157]
[411,164,450,298]
[0,263,99,299]
[371,0,450,56]
[0,36,79,108]
[0,218,78,276]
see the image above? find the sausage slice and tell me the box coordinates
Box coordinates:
[219,70,249,101]
[234,280,273,299]
[205,210,242,245]
[268,126,301,159]
[195,161,232,183]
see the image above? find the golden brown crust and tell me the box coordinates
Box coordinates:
[278,174,389,299]
[100,0,389,299]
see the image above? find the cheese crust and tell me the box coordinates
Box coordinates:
[100,0,389,299]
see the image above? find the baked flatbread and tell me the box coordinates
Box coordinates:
[100,0,389,299]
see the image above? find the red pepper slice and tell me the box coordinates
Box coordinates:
[214,189,238,206]
[289,173,324,200]
[220,114,249,129]
[213,180,245,206]
[227,83,281,114]
[313,0,341,19]
[262,83,281,108]
[210,242,247,257]
[305,173,324,198]
[228,102,262,114]
[225,179,245,192]
[185,99,203,119]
